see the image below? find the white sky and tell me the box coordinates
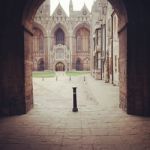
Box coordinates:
[50,0,95,15]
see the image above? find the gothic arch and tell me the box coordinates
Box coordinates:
[22,0,127,30]
[75,26,90,52]
[55,28,65,45]
[73,23,90,37]
[33,27,44,52]
[21,0,128,114]
[51,23,69,46]
[55,62,65,71]
[51,23,68,38]
[3,0,150,116]
[33,22,48,37]
[54,61,66,71]
[9,0,150,115]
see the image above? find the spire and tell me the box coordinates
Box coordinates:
[69,0,73,12]
[43,0,50,15]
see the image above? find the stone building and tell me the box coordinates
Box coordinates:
[33,0,91,71]
[91,0,119,85]
[33,0,119,85]
[1,0,150,116]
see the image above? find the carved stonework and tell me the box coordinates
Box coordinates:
[34,0,92,71]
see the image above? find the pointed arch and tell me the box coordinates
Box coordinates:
[73,22,90,37]
[51,23,68,45]
[55,28,65,45]
[33,22,48,37]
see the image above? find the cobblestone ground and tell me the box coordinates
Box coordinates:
[0,73,150,150]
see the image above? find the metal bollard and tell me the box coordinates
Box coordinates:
[72,87,78,112]
[84,76,85,81]
[69,76,71,81]
[56,76,58,81]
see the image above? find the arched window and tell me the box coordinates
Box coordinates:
[33,28,44,52]
[76,27,90,52]
[55,28,65,45]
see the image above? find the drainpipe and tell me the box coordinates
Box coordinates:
[101,25,103,80]
[111,13,114,84]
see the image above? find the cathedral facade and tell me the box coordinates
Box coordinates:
[33,0,119,85]
[33,0,91,71]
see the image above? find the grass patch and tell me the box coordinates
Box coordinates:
[32,71,56,78]
[66,71,90,76]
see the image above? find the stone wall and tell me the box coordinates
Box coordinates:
[24,28,33,112]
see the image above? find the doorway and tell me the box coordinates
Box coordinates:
[55,62,65,71]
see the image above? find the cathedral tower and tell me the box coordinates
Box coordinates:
[69,0,73,15]
[43,0,50,16]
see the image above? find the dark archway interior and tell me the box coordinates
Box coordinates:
[38,59,44,71]
[76,58,83,71]
[0,0,150,116]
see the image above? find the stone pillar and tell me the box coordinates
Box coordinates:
[69,32,73,71]
[0,25,26,115]
[125,1,150,116]
[118,24,127,112]
[127,20,150,116]
[24,26,33,113]
[44,35,48,70]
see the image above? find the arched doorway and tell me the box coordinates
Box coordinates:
[37,58,44,71]
[22,0,128,115]
[76,58,83,71]
[0,0,129,116]
[55,62,65,71]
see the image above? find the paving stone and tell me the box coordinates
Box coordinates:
[2,144,30,150]
[93,144,117,150]
[0,75,150,150]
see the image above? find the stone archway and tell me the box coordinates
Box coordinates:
[0,0,128,115]
[22,0,128,115]
[55,62,65,71]
[1,0,150,116]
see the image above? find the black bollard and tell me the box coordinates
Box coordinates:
[69,76,71,81]
[72,87,78,112]
[84,76,85,81]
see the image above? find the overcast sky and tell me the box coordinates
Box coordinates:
[50,0,95,15]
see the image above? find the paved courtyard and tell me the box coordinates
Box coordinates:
[0,73,150,150]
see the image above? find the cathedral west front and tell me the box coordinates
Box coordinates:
[33,0,91,72]
[33,0,119,85]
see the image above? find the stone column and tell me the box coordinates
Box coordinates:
[69,31,73,71]
[0,25,29,115]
